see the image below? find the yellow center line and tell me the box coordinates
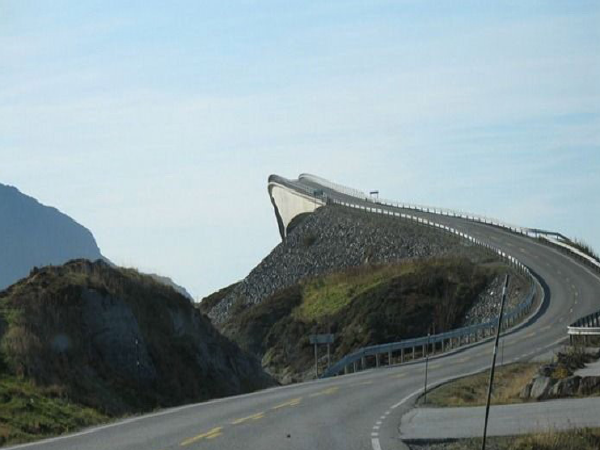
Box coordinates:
[231,412,265,425]
[524,331,536,338]
[458,356,471,363]
[429,363,441,369]
[540,325,552,331]
[391,372,407,379]
[180,427,223,446]
[354,380,373,386]
[309,387,339,397]
[272,397,302,410]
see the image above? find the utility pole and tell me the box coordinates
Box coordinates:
[423,331,431,404]
[482,275,509,450]
[314,342,319,379]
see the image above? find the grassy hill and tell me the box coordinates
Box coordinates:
[217,257,510,383]
[0,260,273,446]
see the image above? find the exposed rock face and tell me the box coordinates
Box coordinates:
[206,205,493,324]
[0,183,103,290]
[520,349,600,400]
[0,260,274,415]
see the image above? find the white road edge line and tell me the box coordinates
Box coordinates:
[372,438,383,450]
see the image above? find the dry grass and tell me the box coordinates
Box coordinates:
[409,428,600,450]
[422,363,541,407]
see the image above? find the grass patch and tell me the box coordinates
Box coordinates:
[421,363,541,407]
[295,264,415,321]
[0,374,109,447]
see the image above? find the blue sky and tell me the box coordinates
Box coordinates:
[1,1,599,298]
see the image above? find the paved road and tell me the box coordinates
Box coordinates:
[7,175,600,450]
[400,397,600,439]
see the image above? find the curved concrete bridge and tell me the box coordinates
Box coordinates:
[12,173,600,450]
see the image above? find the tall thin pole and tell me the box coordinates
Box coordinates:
[482,275,509,450]
[314,343,318,379]
[423,332,431,404]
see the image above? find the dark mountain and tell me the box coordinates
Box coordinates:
[0,183,103,290]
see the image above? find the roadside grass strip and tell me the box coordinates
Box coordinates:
[180,427,223,446]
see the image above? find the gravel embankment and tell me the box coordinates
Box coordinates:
[462,274,528,326]
[208,205,497,324]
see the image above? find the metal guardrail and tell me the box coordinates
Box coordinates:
[321,198,537,377]
[568,310,600,337]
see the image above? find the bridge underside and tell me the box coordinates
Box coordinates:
[268,175,325,240]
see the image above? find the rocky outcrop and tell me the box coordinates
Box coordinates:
[206,205,494,324]
[0,183,103,290]
[520,349,600,400]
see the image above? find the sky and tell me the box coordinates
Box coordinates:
[1,1,599,299]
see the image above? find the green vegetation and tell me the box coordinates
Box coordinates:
[0,374,108,446]
[420,363,541,407]
[221,257,510,383]
[411,428,600,450]
[295,264,415,321]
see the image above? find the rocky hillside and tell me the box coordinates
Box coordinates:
[204,205,494,324]
[201,205,528,383]
[0,260,273,426]
[0,183,103,290]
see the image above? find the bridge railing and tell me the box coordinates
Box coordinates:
[321,198,538,378]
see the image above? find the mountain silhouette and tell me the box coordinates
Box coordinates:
[0,183,103,290]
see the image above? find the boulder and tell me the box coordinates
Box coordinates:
[529,376,553,400]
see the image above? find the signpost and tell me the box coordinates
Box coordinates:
[369,190,379,202]
[309,334,334,378]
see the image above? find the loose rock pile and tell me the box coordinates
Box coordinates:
[208,205,495,324]
[461,274,528,326]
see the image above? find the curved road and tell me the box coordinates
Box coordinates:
[8,175,600,450]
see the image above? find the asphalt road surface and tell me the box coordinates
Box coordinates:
[8,176,600,450]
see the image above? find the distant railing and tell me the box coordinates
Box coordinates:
[321,198,538,378]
